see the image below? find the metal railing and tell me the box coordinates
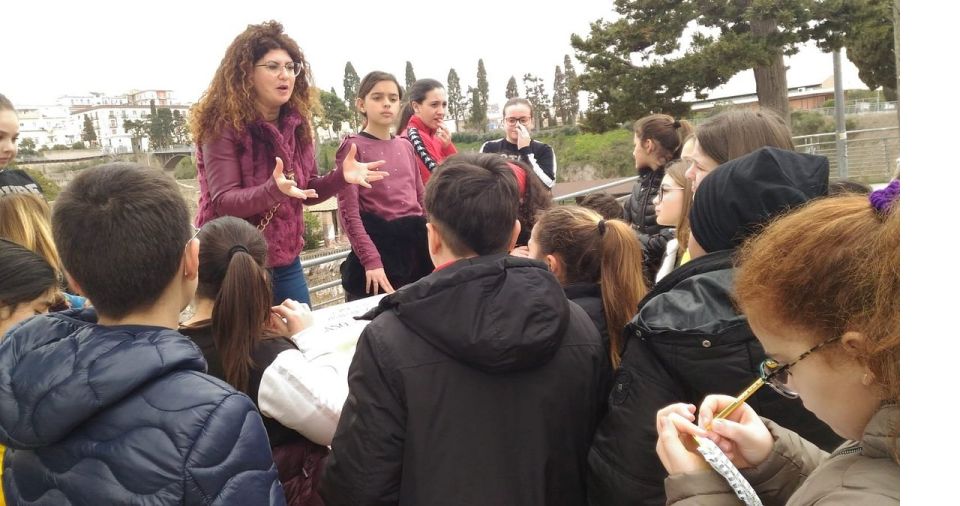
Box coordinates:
[304,126,899,308]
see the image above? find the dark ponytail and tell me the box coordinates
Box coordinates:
[633,114,696,167]
[195,217,272,394]
[397,78,444,133]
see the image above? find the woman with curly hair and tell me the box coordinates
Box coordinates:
[190,20,386,304]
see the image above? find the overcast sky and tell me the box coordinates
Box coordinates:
[3,0,866,107]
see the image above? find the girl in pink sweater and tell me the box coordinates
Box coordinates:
[337,72,433,300]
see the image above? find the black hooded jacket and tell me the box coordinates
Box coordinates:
[586,251,843,506]
[587,147,841,506]
[322,254,607,506]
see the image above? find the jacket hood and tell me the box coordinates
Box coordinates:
[690,147,830,253]
[632,251,744,336]
[366,254,570,373]
[0,309,206,449]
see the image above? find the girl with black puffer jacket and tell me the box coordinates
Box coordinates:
[623,114,694,287]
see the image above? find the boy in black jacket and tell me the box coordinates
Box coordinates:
[323,153,607,506]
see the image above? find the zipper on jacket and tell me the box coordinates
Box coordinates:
[836,445,863,456]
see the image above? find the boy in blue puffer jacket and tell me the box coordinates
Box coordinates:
[0,163,285,505]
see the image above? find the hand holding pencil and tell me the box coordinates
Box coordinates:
[695,392,775,469]
[656,387,775,475]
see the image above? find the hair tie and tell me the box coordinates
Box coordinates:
[506,162,528,199]
[227,245,249,260]
[869,179,899,214]
[597,219,606,236]
[672,121,681,129]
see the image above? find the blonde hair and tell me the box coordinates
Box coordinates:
[534,206,647,368]
[661,159,694,255]
[0,193,62,274]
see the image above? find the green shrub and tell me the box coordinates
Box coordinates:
[791,110,828,136]
[13,166,61,201]
[316,141,340,175]
[303,211,321,250]
[174,156,197,179]
[71,141,86,150]
[791,110,858,137]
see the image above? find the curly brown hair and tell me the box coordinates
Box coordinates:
[189,20,314,145]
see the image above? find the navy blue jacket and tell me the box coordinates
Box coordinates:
[0,308,285,505]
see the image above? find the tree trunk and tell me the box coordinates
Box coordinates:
[750,18,791,126]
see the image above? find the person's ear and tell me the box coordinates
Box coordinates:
[426,222,443,257]
[508,220,521,252]
[644,139,656,154]
[840,331,878,386]
[840,331,869,358]
[544,253,563,277]
[183,237,200,281]
[64,272,85,297]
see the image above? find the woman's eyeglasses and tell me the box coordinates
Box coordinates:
[503,117,531,126]
[255,61,304,77]
[760,335,842,398]
[659,185,685,194]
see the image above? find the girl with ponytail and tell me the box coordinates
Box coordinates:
[528,206,647,369]
[624,114,695,287]
[180,216,346,506]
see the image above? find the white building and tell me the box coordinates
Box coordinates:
[129,89,176,106]
[57,93,128,113]
[15,105,79,148]
[18,90,191,152]
[74,103,191,153]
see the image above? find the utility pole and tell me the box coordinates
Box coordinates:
[833,50,848,179]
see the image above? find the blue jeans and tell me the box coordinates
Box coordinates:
[271,257,310,306]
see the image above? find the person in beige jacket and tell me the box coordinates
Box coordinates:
[654,182,901,505]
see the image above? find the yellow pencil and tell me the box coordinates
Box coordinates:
[705,377,765,431]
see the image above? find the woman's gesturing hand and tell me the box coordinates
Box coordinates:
[342,143,388,189]
[273,157,318,199]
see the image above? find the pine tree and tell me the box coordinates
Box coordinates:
[447,68,466,131]
[171,110,190,145]
[505,76,519,99]
[522,74,548,130]
[569,1,868,129]
[343,62,361,130]
[468,86,486,132]
[563,55,580,125]
[82,114,98,147]
[405,61,417,95]
[552,66,566,127]
[476,59,489,119]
